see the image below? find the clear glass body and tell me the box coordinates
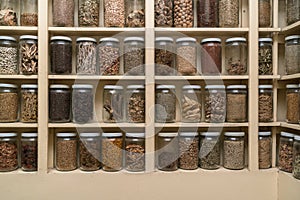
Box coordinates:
[155,87,176,123]
[181,87,202,122]
[21,137,38,171]
[259,135,272,169]
[285,37,300,75]
[76,40,97,75]
[21,87,38,123]
[0,86,18,122]
[157,134,178,171]
[278,135,293,173]
[155,39,175,75]
[199,134,221,170]
[104,0,125,27]
[173,0,193,27]
[103,87,124,123]
[197,0,219,27]
[286,0,300,25]
[179,135,199,170]
[72,87,94,123]
[78,0,99,27]
[176,40,197,75]
[293,139,300,179]
[124,40,145,75]
[0,38,18,74]
[259,41,273,75]
[19,38,38,75]
[50,39,72,74]
[125,136,145,172]
[219,0,239,27]
[125,0,145,27]
[286,88,300,124]
[154,0,173,27]
[0,0,18,26]
[223,135,245,170]
[20,0,38,26]
[126,87,145,123]
[0,135,18,172]
[52,0,74,27]
[204,88,226,123]
[49,88,71,122]
[201,41,222,75]
[259,0,272,27]
[55,135,77,171]
[79,136,101,171]
[102,135,123,172]
[226,88,247,122]
[98,40,120,75]
[225,40,248,75]
[259,88,273,122]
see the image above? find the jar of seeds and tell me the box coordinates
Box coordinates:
[278,132,294,173]
[226,85,247,122]
[21,133,38,171]
[55,133,77,171]
[155,85,176,123]
[223,132,245,170]
[201,38,222,75]
[103,85,124,123]
[0,36,18,75]
[78,0,99,27]
[181,85,202,122]
[155,37,175,75]
[102,133,123,172]
[125,0,145,27]
[0,84,18,122]
[21,84,38,123]
[19,35,38,75]
[176,37,197,75]
[258,131,272,169]
[293,135,300,179]
[155,0,173,27]
[98,38,120,75]
[174,0,193,27]
[104,0,125,27]
[259,0,272,27]
[179,132,199,170]
[124,37,145,75]
[125,132,145,172]
[76,37,97,75]
[259,85,273,122]
[126,85,145,123]
[219,0,239,27]
[0,0,18,26]
[21,0,38,26]
[286,0,300,25]
[259,38,273,75]
[286,84,300,124]
[285,35,300,75]
[197,0,219,27]
[52,0,74,27]
[0,133,18,172]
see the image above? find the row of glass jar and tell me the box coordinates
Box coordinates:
[285,84,300,124]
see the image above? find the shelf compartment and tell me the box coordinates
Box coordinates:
[0,26,38,34]
[155,122,249,128]
[0,75,38,79]
[281,21,300,34]
[48,123,146,128]
[155,75,249,80]
[48,75,145,80]
[281,73,300,80]
[280,122,300,131]
[0,123,38,128]
[155,28,249,36]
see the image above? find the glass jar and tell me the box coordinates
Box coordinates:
[225,37,248,75]
[226,85,247,122]
[20,0,38,26]
[125,0,145,27]
[78,0,99,27]
[204,85,226,123]
[21,133,38,171]
[259,85,273,122]
[72,84,94,123]
[0,83,18,122]
[197,0,219,27]
[157,132,179,171]
[258,131,272,169]
[199,132,221,170]
[287,0,300,25]
[174,0,193,27]
[154,0,173,27]
[0,36,18,75]
[79,133,101,171]
[19,35,38,75]
[126,85,145,123]
[179,132,199,170]
[176,37,197,75]
[286,84,300,124]
[98,38,120,75]
[52,0,74,27]
[21,84,38,123]
[181,85,202,122]
[155,85,176,123]
[155,37,175,75]
[285,35,300,75]
[49,85,71,123]
[102,133,123,172]
[223,132,245,170]
[293,135,300,179]
[76,37,97,75]
[259,38,273,75]
[259,0,272,27]
[0,0,18,26]
[104,0,125,27]
[55,133,77,171]
[219,0,239,27]
[201,38,222,75]
[50,36,72,74]
[124,37,145,75]
[278,132,294,173]
[103,85,124,123]
[125,132,145,172]
[0,133,18,172]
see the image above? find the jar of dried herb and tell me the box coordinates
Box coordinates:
[103,85,124,123]
[78,0,99,27]
[21,0,38,26]
[0,133,18,172]
[98,38,120,75]
[259,0,272,27]
[201,38,222,75]
[226,85,247,122]
[286,84,300,124]
[278,132,294,173]
[259,38,273,75]
[219,0,239,27]
[285,35,300,75]
[124,37,145,75]
[52,0,74,27]
[154,0,173,27]
[19,35,38,75]
[293,135,300,179]
[197,0,219,27]
[76,37,97,75]
[21,133,38,171]
[125,132,145,172]
[125,0,145,27]
[0,83,18,122]
[259,85,273,122]
[104,0,125,27]
[0,0,18,26]
[176,37,197,75]
[0,36,18,75]
[126,85,145,123]
[181,85,202,123]
[179,132,199,170]
[286,0,300,25]
[155,85,176,123]
[21,84,38,123]
[155,37,175,75]
[258,131,272,169]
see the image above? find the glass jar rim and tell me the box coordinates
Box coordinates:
[0,36,16,42]
[155,37,174,42]
[22,133,38,137]
[182,85,201,90]
[285,35,300,41]
[280,132,294,138]
[227,85,247,89]
[226,37,247,43]
[50,84,70,89]
[21,84,38,89]
[124,37,144,42]
[201,38,222,44]
[51,36,72,42]
[176,37,197,43]
[20,35,38,40]
[104,85,123,90]
[0,83,17,88]
[76,37,97,43]
[224,132,245,137]
[0,133,17,137]
[99,37,119,43]
[259,131,271,136]
[79,133,100,137]
[56,133,77,137]
[72,84,93,89]
[126,132,145,138]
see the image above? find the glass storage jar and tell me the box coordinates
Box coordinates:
[223,132,245,170]
[102,133,123,172]
[103,85,124,123]
[20,0,38,26]
[181,85,202,122]
[0,0,18,26]
[0,133,18,172]
[259,0,272,27]
[204,85,226,123]
[286,0,300,25]
[21,84,38,123]
[125,132,145,172]
[226,85,247,122]
[78,0,99,27]
[286,84,299,124]
[155,37,175,75]
[219,0,239,27]
[125,0,145,27]
[126,85,145,123]
[0,83,18,122]
[258,131,272,169]
[79,133,101,171]
[197,0,219,27]
[55,133,77,171]
[278,132,294,173]
[124,37,145,75]
[155,85,176,123]
[201,38,222,75]
[52,0,74,27]
[176,37,197,75]
[76,37,97,75]
[173,0,193,27]
[50,36,72,74]
[154,0,173,27]
[225,37,248,75]
[104,0,125,27]
[157,132,179,171]
[285,35,300,75]
[19,35,38,75]
[21,133,38,171]
[293,135,300,179]
[0,36,18,75]
[178,132,199,170]
[259,85,273,122]
[259,38,273,75]
[98,38,120,75]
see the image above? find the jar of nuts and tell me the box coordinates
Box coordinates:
[176,37,197,75]
[19,35,38,75]
[155,37,175,75]
[125,0,145,27]
[286,84,300,124]
[126,85,145,123]
[21,84,38,123]
[174,0,194,27]
[155,0,173,27]
[125,132,145,172]
[124,37,145,75]
[0,36,18,75]
[181,85,202,122]
[278,132,294,173]
[0,133,18,172]
[0,83,18,122]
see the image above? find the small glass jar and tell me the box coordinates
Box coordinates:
[0,36,18,75]
[0,0,18,26]
[72,84,94,124]
[154,0,173,27]
[259,0,272,27]
[104,0,125,27]
[199,132,221,170]
[103,85,124,123]
[286,0,300,25]
[173,0,193,27]
[102,133,123,172]
[259,85,273,122]
[50,36,72,74]
[179,132,199,170]
[286,84,300,124]
[52,0,74,27]
[197,0,219,27]
[98,38,120,75]
[204,85,226,123]
[125,132,145,172]
[155,85,176,123]
[55,133,77,171]
[259,38,273,75]
[226,85,247,122]
[20,0,38,26]
[225,37,248,75]
[124,37,145,75]
[181,85,202,122]
[21,133,38,171]
[76,37,97,75]
[176,37,197,75]
[223,132,245,170]
[21,84,38,123]
[285,35,300,75]
[0,133,18,172]
[79,133,101,171]
[219,0,239,27]
[293,135,300,179]
[258,131,272,169]
[0,83,18,122]
[155,37,175,76]
[201,38,222,75]
[125,0,145,27]
[19,35,38,75]
[278,132,294,173]
[157,132,179,171]
[78,0,99,27]
[126,85,145,123]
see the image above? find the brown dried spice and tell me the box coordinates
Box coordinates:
[259,94,273,122]
[21,91,38,123]
[226,93,247,122]
[0,141,18,171]
[102,138,123,171]
[259,137,272,169]
[223,140,244,170]
[286,93,300,123]
[179,137,199,170]
[125,144,145,171]
[278,143,293,173]
[0,93,18,122]
[56,139,77,171]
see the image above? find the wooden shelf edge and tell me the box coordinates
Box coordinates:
[0,26,38,31]
[0,75,38,79]
[259,75,281,80]
[280,73,300,80]
[155,75,249,80]
[0,123,38,128]
[155,122,249,128]
[48,75,145,80]
[259,28,281,32]
[280,122,300,130]
[281,21,300,33]
[48,123,146,128]
[0,169,38,175]
[259,122,281,127]
[155,27,249,32]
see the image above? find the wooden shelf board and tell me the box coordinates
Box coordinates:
[0,123,38,128]
[280,73,300,80]
[281,21,300,34]
[0,169,38,175]
[259,122,281,127]
[48,75,145,80]
[0,26,38,34]
[155,75,249,80]
[155,122,249,128]
[259,28,281,32]
[259,75,281,80]
[280,122,300,131]
[48,123,146,128]
[0,75,38,79]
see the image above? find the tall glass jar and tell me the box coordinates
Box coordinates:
[179,132,199,170]
[0,36,18,75]
[154,0,173,27]
[21,84,38,123]
[219,0,239,27]
[286,0,300,25]
[258,131,272,169]
[125,132,145,172]
[286,84,300,124]
[104,0,125,27]
[155,85,176,123]
[174,0,193,27]
[52,0,74,27]
[197,0,219,27]
[125,0,145,27]
[226,85,247,122]
[20,0,38,26]
[285,35,300,75]
[278,132,294,173]
[181,85,202,122]
[98,38,120,75]
[293,135,300,179]
[0,133,18,172]
[259,85,273,122]
[102,133,123,172]
[78,0,99,27]
[19,35,38,75]
[0,0,18,26]
[225,37,248,75]
[201,38,222,75]
[259,38,273,75]
[76,37,97,75]
[124,37,145,75]
[259,0,272,27]
[126,85,145,123]
[21,133,38,171]
[176,37,197,75]
[103,85,124,123]
[155,37,175,75]
[0,83,18,122]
